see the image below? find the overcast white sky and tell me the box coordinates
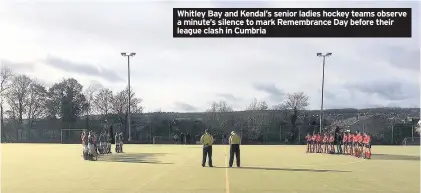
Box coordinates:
[0,0,419,112]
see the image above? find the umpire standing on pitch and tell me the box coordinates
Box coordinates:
[200,129,214,167]
[228,131,241,167]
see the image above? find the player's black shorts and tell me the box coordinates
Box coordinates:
[365,144,371,148]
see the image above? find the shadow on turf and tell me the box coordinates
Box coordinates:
[372,154,420,161]
[214,166,350,173]
[97,153,173,164]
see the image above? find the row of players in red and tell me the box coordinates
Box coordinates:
[305,131,372,159]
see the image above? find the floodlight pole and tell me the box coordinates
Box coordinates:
[317,53,332,133]
[121,52,136,141]
[127,56,131,142]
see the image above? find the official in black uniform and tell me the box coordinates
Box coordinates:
[228,131,241,167]
[200,129,214,167]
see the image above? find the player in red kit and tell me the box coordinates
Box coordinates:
[348,133,353,155]
[363,133,372,159]
[305,133,311,153]
[316,133,322,153]
[353,132,359,157]
[357,132,364,158]
[311,133,317,153]
[322,133,328,153]
[329,134,335,153]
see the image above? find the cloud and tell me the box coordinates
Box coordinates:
[345,81,419,101]
[362,44,420,71]
[253,83,285,102]
[173,102,197,112]
[88,79,104,89]
[1,59,34,72]
[44,56,124,83]
[216,93,239,101]
[323,90,336,100]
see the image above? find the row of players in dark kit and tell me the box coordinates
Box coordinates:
[305,130,372,159]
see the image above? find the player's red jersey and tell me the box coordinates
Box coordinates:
[323,135,328,143]
[316,135,322,142]
[306,135,311,142]
[353,134,358,143]
[357,134,363,143]
[363,135,371,144]
[312,135,317,141]
[348,134,353,143]
[329,136,334,143]
[343,134,348,143]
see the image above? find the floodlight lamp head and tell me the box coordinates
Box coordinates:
[326,53,332,56]
[317,53,322,56]
[130,53,136,56]
[121,52,127,56]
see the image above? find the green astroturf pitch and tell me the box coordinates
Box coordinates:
[1,144,420,193]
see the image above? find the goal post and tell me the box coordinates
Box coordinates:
[153,136,162,144]
[402,137,420,146]
[152,136,173,144]
[61,129,86,144]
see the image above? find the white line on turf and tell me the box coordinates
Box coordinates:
[224,147,230,193]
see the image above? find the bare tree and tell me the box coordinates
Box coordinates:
[84,85,99,114]
[0,66,13,95]
[6,75,32,124]
[82,84,100,129]
[216,101,233,112]
[283,92,309,111]
[243,98,269,140]
[93,88,113,120]
[205,100,233,134]
[110,87,144,138]
[26,80,48,129]
[275,92,310,143]
[1,66,13,137]
[246,98,268,111]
